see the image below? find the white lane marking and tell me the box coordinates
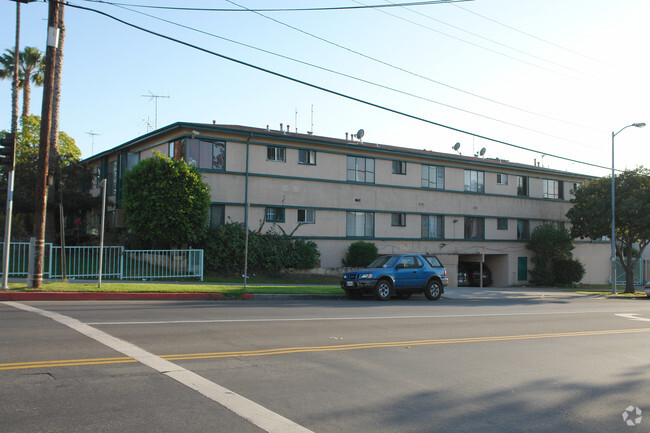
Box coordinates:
[3,301,313,433]
[85,309,635,326]
[615,313,650,322]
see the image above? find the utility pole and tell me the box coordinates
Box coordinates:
[141,91,169,130]
[29,0,62,288]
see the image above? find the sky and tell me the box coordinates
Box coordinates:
[1,0,649,177]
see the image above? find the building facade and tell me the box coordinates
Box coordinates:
[85,122,610,286]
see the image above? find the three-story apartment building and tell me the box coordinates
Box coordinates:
[85,122,610,286]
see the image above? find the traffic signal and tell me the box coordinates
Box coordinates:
[0,133,16,170]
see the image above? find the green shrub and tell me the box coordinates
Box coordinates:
[342,241,378,267]
[552,258,585,286]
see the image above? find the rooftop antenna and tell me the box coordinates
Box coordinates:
[141,91,170,129]
[141,117,153,133]
[354,129,365,143]
[452,142,461,154]
[475,147,487,157]
[309,104,314,134]
[86,130,101,155]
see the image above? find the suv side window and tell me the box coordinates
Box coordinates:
[398,256,423,268]
[424,256,442,267]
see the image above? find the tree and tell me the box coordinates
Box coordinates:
[0,47,45,118]
[567,167,650,293]
[526,224,583,286]
[122,152,211,248]
[342,241,378,267]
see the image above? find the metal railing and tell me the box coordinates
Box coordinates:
[0,243,203,281]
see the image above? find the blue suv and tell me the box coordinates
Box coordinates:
[341,254,448,301]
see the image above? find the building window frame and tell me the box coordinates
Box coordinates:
[298,149,316,165]
[421,215,444,239]
[297,209,315,224]
[347,156,375,183]
[265,207,285,223]
[464,169,485,193]
[517,175,529,197]
[464,217,485,240]
[517,219,530,240]
[543,179,564,199]
[392,160,407,175]
[267,146,286,162]
[346,211,374,237]
[209,204,225,229]
[391,213,406,227]
[496,173,508,185]
[497,218,508,230]
[186,139,226,170]
[421,164,445,189]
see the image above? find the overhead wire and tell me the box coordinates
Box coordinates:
[63,1,612,172]
[102,1,595,147]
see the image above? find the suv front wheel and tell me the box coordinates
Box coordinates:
[375,279,393,301]
[424,280,442,301]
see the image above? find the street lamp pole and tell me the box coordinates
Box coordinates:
[611,122,645,295]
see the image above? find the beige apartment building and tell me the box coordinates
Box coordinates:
[85,122,611,286]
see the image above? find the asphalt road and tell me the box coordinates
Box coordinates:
[2,288,650,433]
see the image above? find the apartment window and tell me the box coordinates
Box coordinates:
[421,215,444,239]
[496,173,508,185]
[266,146,286,162]
[517,219,530,240]
[391,213,406,227]
[517,176,529,196]
[126,151,140,171]
[265,207,285,223]
[297,209,315,224]
[543,179,564,199]
[497,218,508,230]
[464,217,485,239]
[186,139,226,169]
[464,170,485,193]
[347,156,375,183]
[298,149,316,165]
[209,205,225,229]
[168,141,176,159]
[106,160,117,196]
[346,212,374,237]
[392,160,407,175]
[421,165,445,189]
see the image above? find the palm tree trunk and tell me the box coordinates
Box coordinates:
[21,69,30,118]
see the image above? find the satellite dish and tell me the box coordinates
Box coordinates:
[452,142,461,152]
[479,147,486,157]
[356,129,365,140]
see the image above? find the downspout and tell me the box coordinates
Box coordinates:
[243,132,252,291]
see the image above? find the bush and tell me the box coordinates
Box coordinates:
[552,258,585,286]
[342,241,378,267]
[202,222,320,275]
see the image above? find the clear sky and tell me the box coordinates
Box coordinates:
[1,0,649,177]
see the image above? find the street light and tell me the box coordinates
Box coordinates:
[611,122,645,295]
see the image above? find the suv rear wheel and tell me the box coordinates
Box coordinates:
[375,279,393,301]
[424,280,442,301]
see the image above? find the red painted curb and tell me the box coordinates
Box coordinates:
[0,292,224,301]
[241,293,255,300]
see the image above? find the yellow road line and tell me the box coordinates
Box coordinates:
[3,327,650,371]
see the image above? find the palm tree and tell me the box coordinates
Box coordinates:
[0,46,45,118]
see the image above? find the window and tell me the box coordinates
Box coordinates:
[126,151,140,171]
[421,215,444,239]
[397,256,423,269]
[209,205,225,229]
[298,149,316,165]
[543,179,564,199]
[267,146,286,162]
[347,156,375,183]
[346,212,374,237]
[168,141,176,159]
[186,139,226,169]
[497,218,508,230]
[421,165,445,189]
[464,217,485,239]
[517,176,528,196]
[391,213,406,227]
[496,173,508,185]
[106,160,117,196]
[464,170,485,193]
[297,209,315,224]
[265,207,285,222]
[392,160,406,175]
[517,219,530,240]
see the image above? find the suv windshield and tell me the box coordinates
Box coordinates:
[367,255,399,268]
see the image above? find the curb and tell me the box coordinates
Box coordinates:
[0,292,225,301]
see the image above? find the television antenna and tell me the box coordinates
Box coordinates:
[141,91,170,130]
[86,130,101,155]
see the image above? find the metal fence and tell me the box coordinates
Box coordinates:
[1,243,203,281]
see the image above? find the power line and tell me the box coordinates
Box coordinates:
[106,2,596,147]
[82,0,474,12]
[64,1,612,172]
